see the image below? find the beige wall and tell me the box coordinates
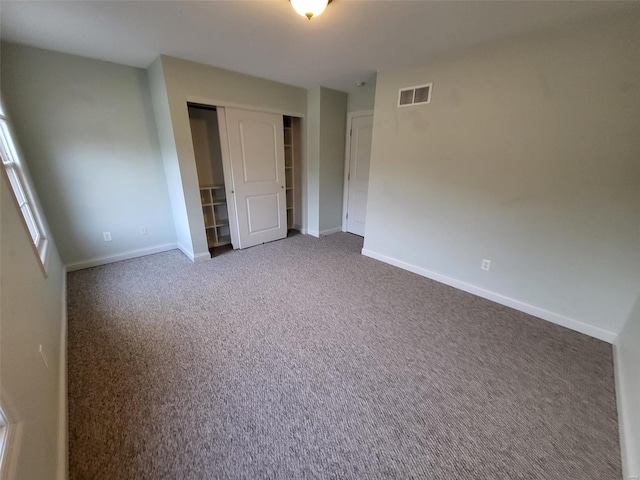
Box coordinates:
[306,88,321,235]
[1,165,66,478]
[363,9,640,340]
[1,43,176,268]
[616,294,640,478]
[154,55,307,258]
[348,80,376,113]
[147,57,192,257]
[319,88,348,232]
[306,87,348,235]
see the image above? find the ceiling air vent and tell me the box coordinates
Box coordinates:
[398,83,433,107]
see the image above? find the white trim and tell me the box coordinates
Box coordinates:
[193,251,212,263]
[177,243,195,261]
[186,96,304,120]
[57,268,68,480]
[0,422,22,480]
[613,342,630,479]
[0,393,23,480]
[361,248,617,343]
[320,227,342,236]
[342,110,374,234]
[65,243,178,271]
[216,107,241,250]
[306,228,320,238]
[0,120,50,276]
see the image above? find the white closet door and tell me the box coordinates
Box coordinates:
[225,108,287,249]
[346,114,373,237]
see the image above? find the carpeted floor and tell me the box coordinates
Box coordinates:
[67,233,621,479]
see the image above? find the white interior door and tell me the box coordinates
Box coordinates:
[225,108,287,249]
[346,114,373,237]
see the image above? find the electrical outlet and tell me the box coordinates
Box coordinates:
[481,259,491,271]
[139,226,148,235]
[103,232,112,242]
[38,344,49,368]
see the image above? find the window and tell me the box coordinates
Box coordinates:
[0,407,7,471]
[0,111,49,270]
[0,400,21,479]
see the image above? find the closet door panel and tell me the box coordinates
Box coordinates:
[239,121,278,182]
[246,194,281,233]
[225,108,286,248]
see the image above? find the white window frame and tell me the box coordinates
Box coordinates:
[0,396,23,480]
[0,409,6,465]
[0,112,49,274]
[0,407,8,475]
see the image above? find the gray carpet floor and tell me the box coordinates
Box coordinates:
[67,233,621,479]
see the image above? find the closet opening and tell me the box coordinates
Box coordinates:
[188,103,303,256]
[188,104,232,257]
[283,115,303,232]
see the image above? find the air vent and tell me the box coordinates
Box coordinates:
[398,83,432,107]
[399,89,414,106]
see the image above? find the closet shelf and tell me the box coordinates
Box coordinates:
[215,235,231,246]
[283,115,300,231]
[199,184,231,248]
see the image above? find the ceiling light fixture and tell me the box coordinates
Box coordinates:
[290,0,333,20]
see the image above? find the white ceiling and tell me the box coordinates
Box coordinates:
[1,1,636,92]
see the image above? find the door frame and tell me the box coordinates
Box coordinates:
[215,107,241,249]
[342,110,374,233]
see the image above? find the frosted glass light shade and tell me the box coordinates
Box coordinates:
[290,0,329,19]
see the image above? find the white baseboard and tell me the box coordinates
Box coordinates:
[66,243,178,271]
[613,342,629,479]
[361,248,617,343]
[306,229,320,238]
[177,243,194,261]
[193,251,211,263]
[613,337,640,479]
[57,268,68,480]
[320,227,342,236]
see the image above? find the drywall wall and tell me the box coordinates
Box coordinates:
[616,294,640,478]
[306,87,348,235]
[147,57,193,259]
[348,80,377,113]
[363,9,640,340]
[306,88,321,235]
[0,43,176,268]
[318,88,347,232]
[1,165,66,478]
[155,55,307,258]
